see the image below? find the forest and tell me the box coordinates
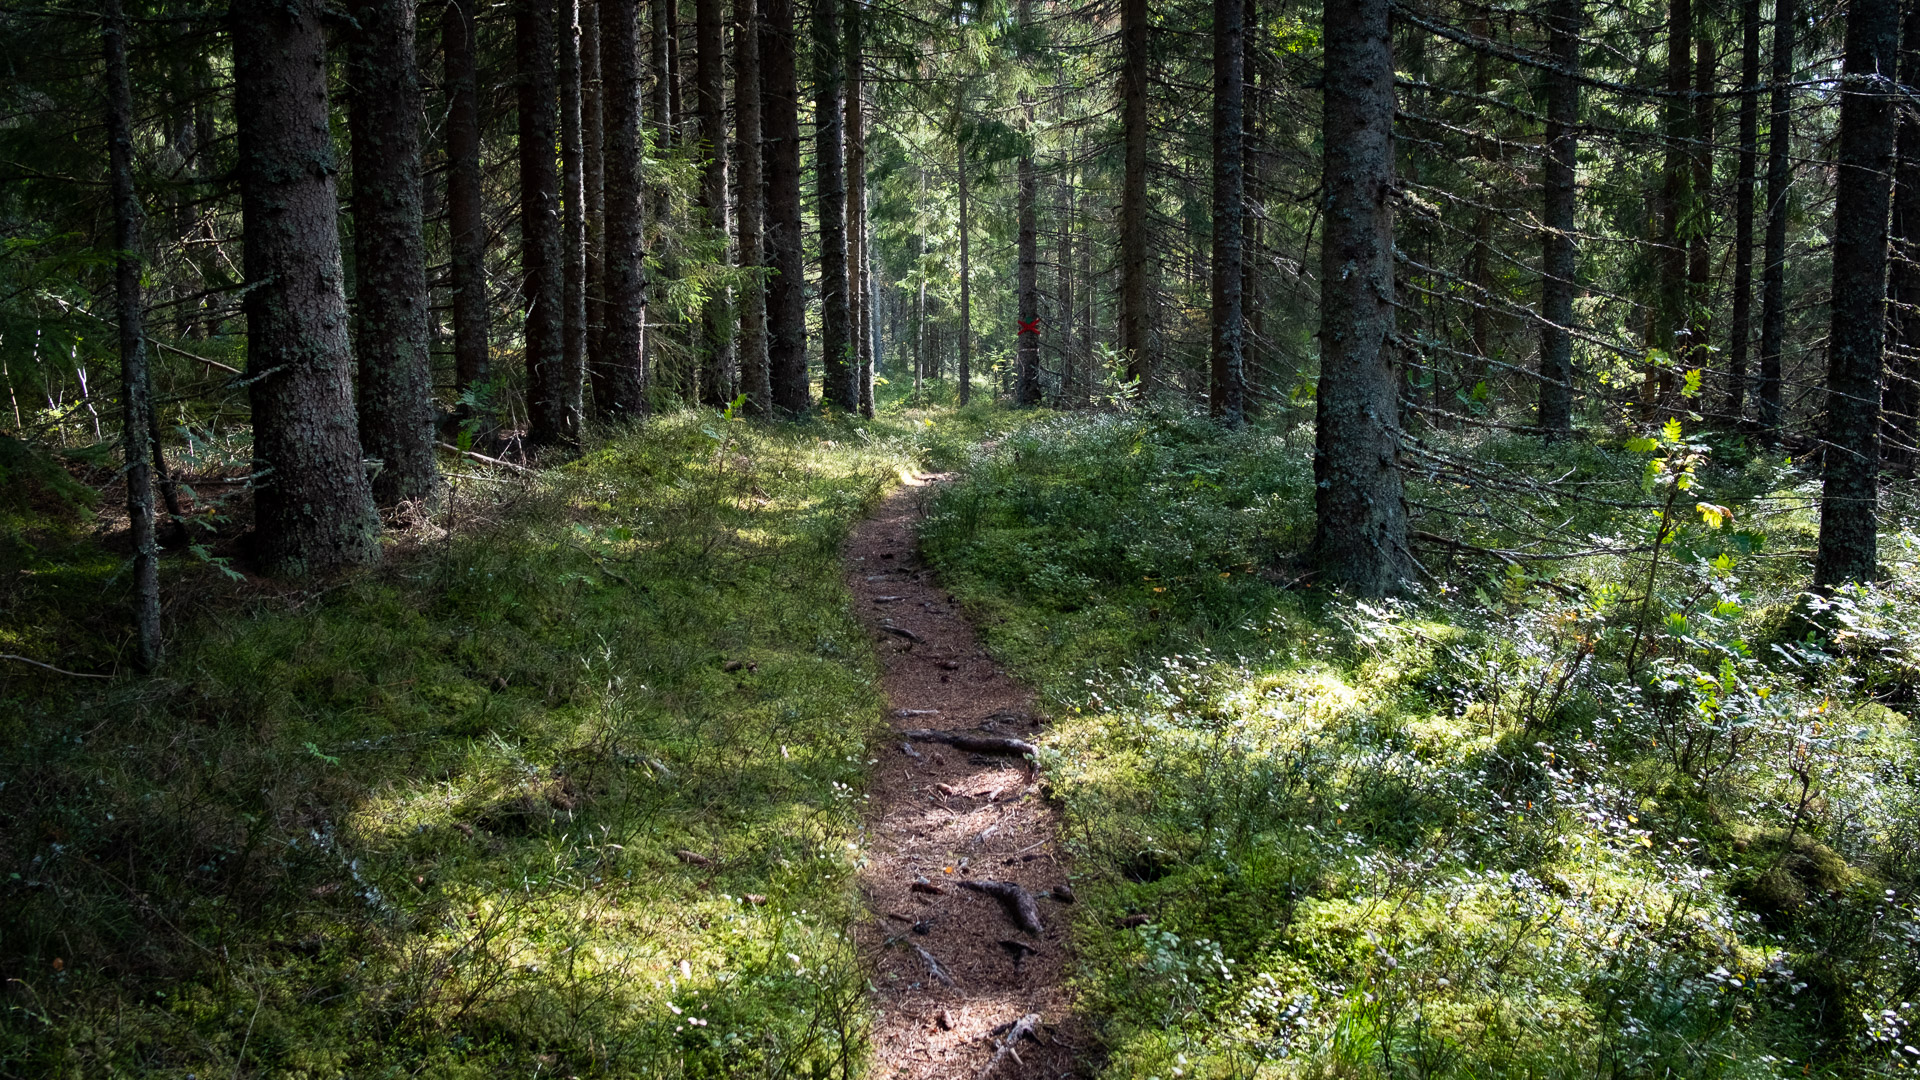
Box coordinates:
[4,0,1920,1072]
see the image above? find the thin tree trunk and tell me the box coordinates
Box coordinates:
[348,0,439,504]
[1208,0,1245,425]
[600,0,650,416]
[1688,32,1716,379]
[816,0,853,409]
[445,0,489,402]
[106,0,161,669]
[1539,0,1579,439]
[584,0,606,386]
[652,0,674,141]
[696,0,733,405]
[735,0,772,414]
[1649,0,1692,420]
[1758,0,1795,442]
[763,0,808,411]
[1059,172,1075,405]
[559,0,589,442]
[1313,0,1411,595]
[1015,4,1040,408]
[1726,0,1760,423]
[1887,3,1920,475]
[668,0,685,141]
[849,0,874,417]
[1119,0,1149,387]
[914,174,927,397]
[957,130,972,405]
[232,0,381,575]
[1816,0,1900,588]
[518,0,567,445]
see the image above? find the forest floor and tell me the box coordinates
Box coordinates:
[845,472,1088,1080]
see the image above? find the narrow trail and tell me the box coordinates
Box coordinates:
[846,474,1087,1080]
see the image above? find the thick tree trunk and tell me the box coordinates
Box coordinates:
[849,0,874,417]
[445,0,489,400]
[599,0,650,416]
[1313,0,1411,595]
[106,0,161,669]
[763,0,809,411]
[1885,3,1920,475]
[1725,0,1760,423]
[1014,80,1040,404]
[1649,0,1692,420]
[349,0,438,505]
[1118,0,1149,387]
[816,0,854,409]
[558,0,589,441]
[518,0,567,445]
[584,0,605,383]
[1757,0,1795,442]
[1208,0,1245,425]
[232,0,381,576]
[696,0,733,405]
[1688,34,1716,378]
[1815,0,1900,588]
[735,0,772,415]
[1539,0,1579,439]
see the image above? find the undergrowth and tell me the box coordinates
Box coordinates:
[920,408,1920,1079]
[0,403,984,1078]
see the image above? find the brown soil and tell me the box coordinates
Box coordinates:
[847,474,1090,1080]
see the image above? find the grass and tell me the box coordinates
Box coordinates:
[918,407,1920,1079]
[0,400,993,1078]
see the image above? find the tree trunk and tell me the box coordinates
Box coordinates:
[849,0,874,417]
[599,0,650,416]
[584,0,606,386]
[816,0,853,409]
[1884,3,1920,475]
[696,0,733,405]
[914,175,927,397]
[651,0,674,141]
[518,0,567,445]
[735,0,772,415]
[1119,0,1149,388]
[1539,0,1579,439]
[232,0,381,576]
[1649,0,1691,420]
[763,0,809,412]
[558,0,589,441]
[1015,24,1040,408]
[1688,33,1716,379]
[1725,0,1760,423]
[1208,0,1245,425]
[957,131,972,405]
[349,0,438,505]
[445,0,489,402]
[1313,0,1411,595]
[105,0,161,669]
[1815,0,1900,588]
[1757,0,1795,442]
[1058,172,1076,405]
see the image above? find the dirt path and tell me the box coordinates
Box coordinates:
[846,474,1087,1080]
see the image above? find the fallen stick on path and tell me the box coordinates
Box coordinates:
[979,1013,1041,1078]
[912,943,956,987]
[899,730,1038,758]
[959,879,1044,934]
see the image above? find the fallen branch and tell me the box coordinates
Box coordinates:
[880,623,925,643]
[436,441,538,475]
[979,1013,1041,1078]
[912,943,956,987]
[959,879,1044,934]
[1,654,110,679]
[900,730,1038,758]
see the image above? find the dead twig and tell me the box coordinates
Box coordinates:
[912,942,956,987]
[900,729,1039,758]
[1,653,110,679]
[979,1013,1041,1078]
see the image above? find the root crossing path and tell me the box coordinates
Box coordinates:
[846,474,1087,1080]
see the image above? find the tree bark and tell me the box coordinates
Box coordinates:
[349,0,438,505]
[1539,0,1579,439]
[1118,0,1149,388]
[696,0,734,405]
[1757,0,1795,442]
[106,0,161,669]
[518,0,567,445]
[957,129,972,405]
[1015,13,1040,409]
[1649,0,1691,420]
[1885,3,1920,475]
[599,0,650,416]
[445,0,489,402]
[1058,172,1076,405]
[1208,0,1245,425]
[232,0,381,576]
[584,0,605,385]
[1688,33,1715,380]
[1313,0,1411,595]
[1725,0,1760,423]
[736,0,772,415]
[849,0,874,417]
[1816,0,1900,588]
[763,0,810,412]
[558,0,589,442]
[652,0,674,141]
[816,0,854,410]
